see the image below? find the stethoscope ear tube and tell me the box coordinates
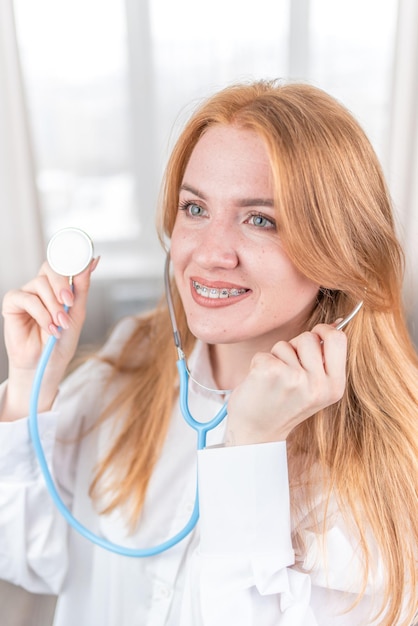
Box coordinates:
[164,252,184,357]
[335,300,364,331]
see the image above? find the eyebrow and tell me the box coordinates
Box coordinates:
[180,183,274,208]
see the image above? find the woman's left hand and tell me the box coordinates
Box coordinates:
[226,324,347,445]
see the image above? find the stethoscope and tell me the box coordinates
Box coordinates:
[29,227,363,557]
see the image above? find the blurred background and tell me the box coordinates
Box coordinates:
[0,0,417,623]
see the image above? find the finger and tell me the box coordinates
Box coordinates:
[2,288,62,337]
[6,275,61,325]
[40,256,99,323]
[311,323,347,378]
[67,261,98,325]
[270,340,301,368]
[289,331,324,373]
[29,274,74,328]
[71,259,96,299]
[37,261,73,303]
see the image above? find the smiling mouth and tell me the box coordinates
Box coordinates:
[192,280,249,299]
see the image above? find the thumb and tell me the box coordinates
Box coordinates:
[65,256,100,323]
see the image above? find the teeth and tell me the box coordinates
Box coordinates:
[193,281,247,299]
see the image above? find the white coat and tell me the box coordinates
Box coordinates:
[0,318,385,625]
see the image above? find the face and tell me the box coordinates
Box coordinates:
[170,124,319,350]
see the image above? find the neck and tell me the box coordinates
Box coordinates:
[209,334,282,390]
[208,319,311,390]
[208,343,251,391]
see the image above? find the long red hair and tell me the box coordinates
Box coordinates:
[91,81,418,625]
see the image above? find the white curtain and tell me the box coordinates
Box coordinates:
[0,0,44,288]
[0,0,44,379]
[388,0,418,343]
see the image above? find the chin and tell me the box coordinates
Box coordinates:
[186,321,240,345]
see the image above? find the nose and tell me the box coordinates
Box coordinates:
[193,218,239,270]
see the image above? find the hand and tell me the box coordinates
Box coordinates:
[226,324,347,444]
[1,258,99,420]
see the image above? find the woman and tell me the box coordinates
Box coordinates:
[1,80,417,625]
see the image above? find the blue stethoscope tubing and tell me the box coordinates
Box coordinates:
[28,259,228,557]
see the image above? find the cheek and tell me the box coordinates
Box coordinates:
[169,228,193,293]
[293,279,320,314]
[274,255,319,301]
[290,270,319,299]
[170,224,187,265]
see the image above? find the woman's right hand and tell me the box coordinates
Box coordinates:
[1,258,99,420]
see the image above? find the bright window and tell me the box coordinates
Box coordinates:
[13,0,398,275]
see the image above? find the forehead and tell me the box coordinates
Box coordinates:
[182,125,273,192]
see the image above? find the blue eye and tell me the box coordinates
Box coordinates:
[248,213,276,229]
[178,200,205,217]
[189,203,203,216]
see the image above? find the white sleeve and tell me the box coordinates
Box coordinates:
[180,442,318,625]
[0,318,139,595]
[0,355,109,594]
[0,406,68,594]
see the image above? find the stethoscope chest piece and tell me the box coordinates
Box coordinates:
[47,227,94,277]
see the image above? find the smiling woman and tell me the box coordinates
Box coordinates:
[2,0,418,618]
[157,81,418,621]
[0,77,417,626]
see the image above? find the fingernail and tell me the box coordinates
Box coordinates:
[60,289,74,308]
[57,311,70,330]
[49,323,61,338]
[90,256,101,273]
